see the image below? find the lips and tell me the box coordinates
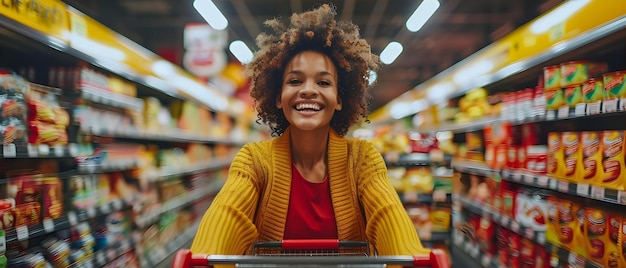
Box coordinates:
[294,102,324,111]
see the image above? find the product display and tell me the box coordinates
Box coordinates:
[0,2,253,268]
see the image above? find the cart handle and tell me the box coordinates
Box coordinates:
[171,248,450,267]
[253,239,368,250]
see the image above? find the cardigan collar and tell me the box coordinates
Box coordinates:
[267,126,364,241]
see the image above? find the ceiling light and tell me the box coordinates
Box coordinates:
[193,0,228,30]
[530,0,590,34]
[406,0,440,32]
[380,42,403,65]
[229,40,254,64]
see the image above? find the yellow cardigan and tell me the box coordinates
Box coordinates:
[190,127,427,256]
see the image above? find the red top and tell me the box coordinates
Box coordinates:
[284,163,338,239]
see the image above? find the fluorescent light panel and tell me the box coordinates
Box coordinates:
[193,0,228,30]
[229,40,254,64]
[406,0,440,32]
[380,42,403,65]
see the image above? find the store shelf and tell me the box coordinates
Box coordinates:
[1,143,78,159]
[4,199,128,245]
[501,169,626,206]
[88,126,248,145]
[454,196,603,268]
[451,159,498,177]
[452,159,626,207]
[385,153,452,167]
[81,84,144,112]
[135,179,223,228]
[88,236,136,268]
[141,219,200,268]
[399,191,451,203]
[156,156,234,181]
[451,233,499,268]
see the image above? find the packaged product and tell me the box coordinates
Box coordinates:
[586,208,621,268]
[564,85,585,116]
[562,132,582,182]
[560,61,607,88]
[600,131,626,190]
[545,195,560,245]
[582,78,603,115]
[556,197,586,255]
[581,132,601,185]
[544,89,565,119]
[547,132,565,179]
[603,71,626,112]
[543,65,561,90]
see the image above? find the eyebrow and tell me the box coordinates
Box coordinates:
[285,70,336,78]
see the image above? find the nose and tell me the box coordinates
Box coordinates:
[299,81,318,97]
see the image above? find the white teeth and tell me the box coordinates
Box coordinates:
[295,103,321,111]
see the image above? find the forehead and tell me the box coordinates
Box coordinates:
[285,51,337,74]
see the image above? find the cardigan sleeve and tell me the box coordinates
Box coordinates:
[190,144,261,255]
[356,141,429,256]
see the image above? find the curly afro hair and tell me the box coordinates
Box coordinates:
[246,3,380,137]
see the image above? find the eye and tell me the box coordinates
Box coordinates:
[287,78,301,85]
[318,80,332,86]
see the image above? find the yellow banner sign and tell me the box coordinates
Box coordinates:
[0,0,69,43]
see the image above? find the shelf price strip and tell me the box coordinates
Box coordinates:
[499,169,625,206]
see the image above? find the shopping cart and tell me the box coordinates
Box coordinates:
[171,239,450,267]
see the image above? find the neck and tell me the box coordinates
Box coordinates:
[290,126,330,168]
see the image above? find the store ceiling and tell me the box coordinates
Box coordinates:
[61,0,562,112]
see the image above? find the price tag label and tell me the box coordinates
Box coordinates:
[557,180,569,192]
[513,172,522,182]
[604,99,618,113]
[0,230,6,255]
[87,207,96,218]
[403,191,418,203]
[576,183,590,196]
[591,186,605,200]
[524,227,534,239]
[481,255,490,267]
[537,176,548,187]
[618,191,626,205]
[2,144,16,158]
[537,232,546,245]
[69,143,78,157]
[574,103,586,116]
[43,219,55,233]
[557,106,570,118]
[54,145,64,157]
[16,226,28,241]
[101,204,111,214]
[523,174,534,184]
[113,199,123,210]
[38,144,50,156]
[546,110,556,120]
[27,144,38,157]
[68,211,78,225]
[432,189,447,202]
[549,178,558,190]
[510,221,520,232]
[501,216,510,226]
[97,251,106,265]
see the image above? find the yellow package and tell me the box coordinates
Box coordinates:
[562,132,582,182]
[604,214,621,268]
[546,196,561,246]
[585,208,605,262]
[547,132,565,179]
[581,132,602,185]
[601,131,626,190]
[557,198,586,255]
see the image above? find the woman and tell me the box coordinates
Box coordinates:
[190,3,428,257]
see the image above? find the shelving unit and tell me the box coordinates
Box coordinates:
[0,1,253,267]
[365,2,626,267]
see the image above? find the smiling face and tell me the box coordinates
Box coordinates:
[277,50,342,132]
